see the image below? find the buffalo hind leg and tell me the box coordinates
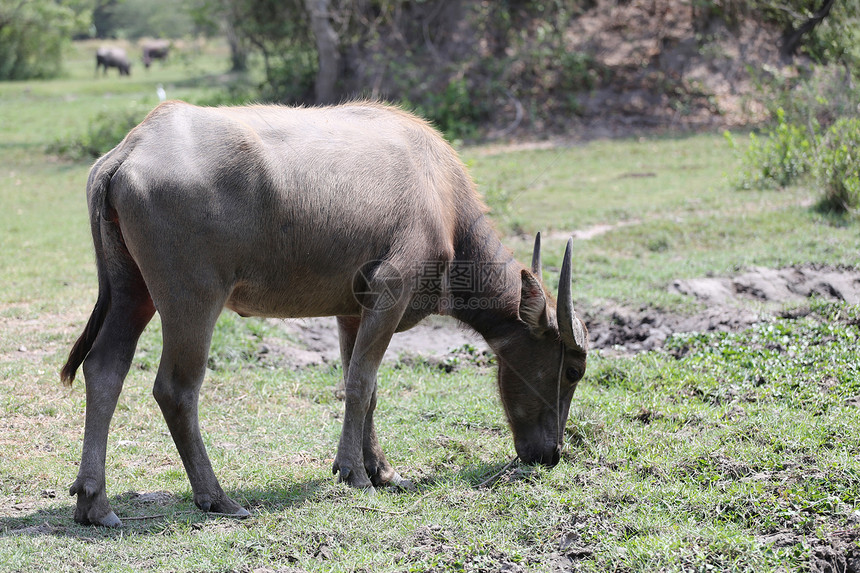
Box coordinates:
[361,383,413,490]
[153,305,249,518]
[70,285,155,527]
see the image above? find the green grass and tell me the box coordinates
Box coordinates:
[1,41,859,572]
[467,139,858,311]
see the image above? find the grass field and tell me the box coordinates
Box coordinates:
[1,41,859,572]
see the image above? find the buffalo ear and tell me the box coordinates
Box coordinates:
[519,269,550,335]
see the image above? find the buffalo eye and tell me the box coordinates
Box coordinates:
[565,367,581,382]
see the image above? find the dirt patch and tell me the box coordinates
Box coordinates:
[545,220,641,241]
[257,316,488,370]
[546,0,784,134]
[671,265,860,306]
[587,264,860,353]
[758,528,860,573]
[809,529,860,573]
[583,301,761,353]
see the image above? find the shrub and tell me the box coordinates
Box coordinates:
[49,104,151,160]
[729,108,815,190]
[0,1,82,80]
[816,117,860,213]
[729,106,860,215]
[403,77,490,143]
[754,64,860,132]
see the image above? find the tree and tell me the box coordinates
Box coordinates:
[92,0,198,39]
[779,0,836,60]
[304,0,340,104]
[222,0,317,102]
[0,0,91,80]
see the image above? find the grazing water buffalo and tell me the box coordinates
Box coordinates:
[61,101,589,527]
[95,47,130,76]
[142,40,170,68]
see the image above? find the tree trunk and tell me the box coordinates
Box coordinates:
[224,18,247,72]
[780,0,835,61]
[304,0,341,104]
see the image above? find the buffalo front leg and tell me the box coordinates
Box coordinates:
[332,304,405,490]
[71,288,154,527]
[336,315,405,488]
[334,316,360,400]
[152,309,249,518]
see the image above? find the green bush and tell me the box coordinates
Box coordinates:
[48,104,152,160]
[754,64,860,131]
[816,117,860,213]
[0,0,80,80]
[403,77,490,143]
[729,107,860,215]
[729,108,815,189]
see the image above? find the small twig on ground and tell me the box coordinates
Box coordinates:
[475,456,520,489]
[352,505,407,515]
[123,509,248,522]
[122,513,169,521]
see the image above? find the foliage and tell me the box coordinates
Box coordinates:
[727,108,814,190]
[93,0,200,40]
[729,0,860,64]
[754,64,860,132]
[48,103,151,160]
[799,0,860,66]
[0,0,89,80]
[729,79,860,214]
[402,77,490,142]
[816,117,860,213]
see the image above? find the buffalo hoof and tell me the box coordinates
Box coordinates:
[195,493,249,518]
[96,510,122,528]
[70,477,121,527]
[214,506,251,519]
[332,464,374,489]
[73,509,122,528]
[388,472,415,492]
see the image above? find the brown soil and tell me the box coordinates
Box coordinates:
[257,315,488,370]
[588,264,860,353]
[559,0,784,133]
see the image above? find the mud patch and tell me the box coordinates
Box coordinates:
[583,302,761,353]
[758,529,860,573]
[671,265,860,306]
[589,264,860,353]
[809,529,860,573]
[257,316,488,370]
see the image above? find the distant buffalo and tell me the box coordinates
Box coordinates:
[142,40,170,69]
[96,47,130,76]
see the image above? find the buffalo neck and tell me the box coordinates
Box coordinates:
[447,212,523,344]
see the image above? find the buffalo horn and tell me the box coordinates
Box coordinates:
[557,238,587,352]
[531,232,542,278]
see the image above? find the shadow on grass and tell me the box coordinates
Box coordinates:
[0,478,330,539]
[414,457,538,490]
[0,458,542,538]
